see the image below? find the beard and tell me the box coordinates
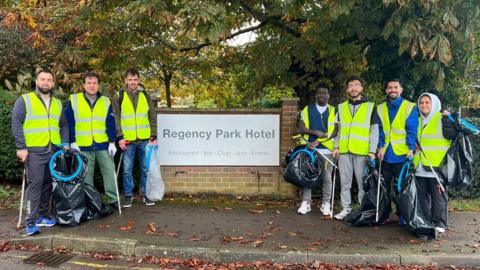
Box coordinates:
[37,86,52,94]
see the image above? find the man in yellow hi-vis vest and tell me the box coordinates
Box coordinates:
[113,69,157,208]
[11,70,69,235]
[377,79,418,225]
[332,76,379,220]
[65,72,118,208]
[297,86,339,215]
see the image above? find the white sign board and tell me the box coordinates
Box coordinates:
[157,114,280,166]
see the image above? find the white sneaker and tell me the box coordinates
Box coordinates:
[320,203,332,216]
[435,227,446,234]
[297,201,311,215]
[334,209,351,220]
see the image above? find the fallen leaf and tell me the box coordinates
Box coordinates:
[409,239,421,244]
[249,209,264,214]
[189,236,201,242]
[147,223,157,234]
[98,224,111,228]
[92,252,117,260]
[305,247,317,251]
[167,231,179,238]
[252,240,264,247]
[287,231,298,237]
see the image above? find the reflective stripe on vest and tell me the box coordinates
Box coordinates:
[414,112,451,167]
[377,100,414,155]
[71,93,110,147]
[119,91,151,140]
[338,101,374,155]
[301,104,335,150]
[22,92,62,147]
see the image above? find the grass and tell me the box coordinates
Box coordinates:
[0,184,479,212]
[449,197,480,212]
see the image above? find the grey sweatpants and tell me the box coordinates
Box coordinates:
[338,153,367,210]
[302,154,334,204]
[25,152,53,225]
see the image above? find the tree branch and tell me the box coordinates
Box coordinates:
[239,1,302,38]
[179,21,266,52]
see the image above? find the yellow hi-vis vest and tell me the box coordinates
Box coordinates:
[70,93,110,147]
[22,92,62,147]
[119,91,151,140]
[338,101,374,155]
[414,112,451,168]
[377,100,415,155]
[300,104,335,150]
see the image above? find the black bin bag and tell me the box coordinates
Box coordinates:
[284,146,322,189]
[396,161,437,240]
[50,149,112,226]
[83,183,114,220]
[52,179,86,226]
[346,160,391,226]
[443,114,478,190]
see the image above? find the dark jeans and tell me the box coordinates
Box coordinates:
[122,140,148,197]
[381,161,404,216]
[25,152,53,225]
[416,176,448,229]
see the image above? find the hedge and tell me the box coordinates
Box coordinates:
[0,89,23,182]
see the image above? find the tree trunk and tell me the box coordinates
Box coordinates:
[162,69,173,108]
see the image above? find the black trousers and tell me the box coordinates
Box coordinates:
[381,162,404,216]
[416,176,448,229]
[25,152,53,225]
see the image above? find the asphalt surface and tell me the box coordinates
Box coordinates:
[1,204,480,267]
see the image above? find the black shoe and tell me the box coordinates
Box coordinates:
[143,197,155,206]
[110,201,120,209]
[122,196,133,208]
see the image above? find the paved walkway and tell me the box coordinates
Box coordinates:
[2,204,480,267]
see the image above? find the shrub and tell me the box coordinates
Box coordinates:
[0,88,23,182]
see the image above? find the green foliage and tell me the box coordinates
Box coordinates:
[0,25,36,83]
[248,85,296,108]
[0,88,23,182]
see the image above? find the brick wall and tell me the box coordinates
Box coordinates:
[156,98,299,197]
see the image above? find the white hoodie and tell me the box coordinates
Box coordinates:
[415,93,442,177]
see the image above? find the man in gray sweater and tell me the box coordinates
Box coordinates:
[11,70,69,235]
[332,76,379,220]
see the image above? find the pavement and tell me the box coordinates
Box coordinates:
[1,203,480,267]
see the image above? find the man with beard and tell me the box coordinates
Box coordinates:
[11,69,69,235]
[113,69,157,207]
[377,79,418,224]
[332,76,379,220]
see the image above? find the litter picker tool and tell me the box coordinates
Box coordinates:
[17,167,26,229]
[417,144,448,201]
[375,157,382,223]
[330,158,338,218]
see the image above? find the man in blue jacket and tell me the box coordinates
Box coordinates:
[377,79,418,224]
[65,72,119,208]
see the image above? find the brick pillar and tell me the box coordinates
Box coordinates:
[278,97,300,197]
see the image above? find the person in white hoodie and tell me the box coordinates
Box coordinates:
[414,93,457,234]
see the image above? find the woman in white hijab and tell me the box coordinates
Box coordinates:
[415,93,457,234]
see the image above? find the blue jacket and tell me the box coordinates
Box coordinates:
[378,97,418,164]
[65,91,116,151]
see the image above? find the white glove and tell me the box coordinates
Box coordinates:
[70,142,80,152]
[108,142,117,157]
